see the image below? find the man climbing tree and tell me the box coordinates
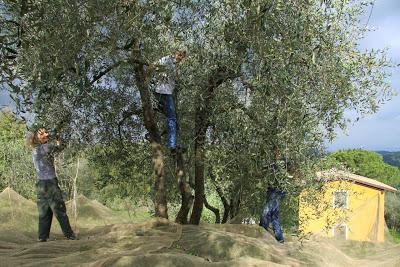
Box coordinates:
[151,49,186,154]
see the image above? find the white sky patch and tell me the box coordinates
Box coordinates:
[361,20,400,53]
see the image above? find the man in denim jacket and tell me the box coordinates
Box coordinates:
[259,186,286,243]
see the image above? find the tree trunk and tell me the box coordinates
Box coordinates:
[222,206,230,223]
[190,67,237,225]
[204,195,220,224]
[172,85,194,224]
[209,169,230,223]
[229,197,241,219]
[151,142,168,218]
[175,150,194,224]
[133,51,168,219]
[228,186,242,220]
[189,116,206,224]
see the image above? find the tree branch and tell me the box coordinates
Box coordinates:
[203,195,220,223]
[117,39,135,50]
[117,107,142,141]
[209,169,230,223]
[0,19,20,27]
[89,61,123,85]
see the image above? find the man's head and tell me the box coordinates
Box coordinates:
[175,50,187,63]
[36,128,49,144]
[36,128,50,144]
[274,146,282,161]
[27,127,49,148]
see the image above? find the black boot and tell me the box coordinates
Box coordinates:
[66,232,77,240]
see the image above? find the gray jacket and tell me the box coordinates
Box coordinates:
[32,143,62,180]
[154,55,177,95]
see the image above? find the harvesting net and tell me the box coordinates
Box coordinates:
[0,187,399,267]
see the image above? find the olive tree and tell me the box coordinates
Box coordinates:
[1,0,395,224]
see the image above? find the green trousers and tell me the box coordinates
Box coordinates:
[36,178,73,240]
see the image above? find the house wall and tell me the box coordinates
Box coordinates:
[299,181,385,242]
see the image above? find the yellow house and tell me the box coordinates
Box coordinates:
[299,170,398,242]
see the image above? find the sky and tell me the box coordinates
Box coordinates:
[1,1,399,151]
[327,0,400,152]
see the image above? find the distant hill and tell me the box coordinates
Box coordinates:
[377,151,400,168]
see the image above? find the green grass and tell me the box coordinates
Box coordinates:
[389,229,400,243]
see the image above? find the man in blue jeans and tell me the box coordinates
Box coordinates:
[153,50,186,152]
[259,187,286,243]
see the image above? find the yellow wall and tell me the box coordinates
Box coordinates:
[299,181,385,242]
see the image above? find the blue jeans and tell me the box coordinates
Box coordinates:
[156,94,177,149]
[260,209,284,242]
[260,190,284,242]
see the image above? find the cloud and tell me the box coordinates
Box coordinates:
[367,0,400,19]
[361,22,400,54]
[329,117,400,151]
[329,0,400,152]
[359,1,400,60]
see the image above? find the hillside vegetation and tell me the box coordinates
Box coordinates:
[377,151,400,168]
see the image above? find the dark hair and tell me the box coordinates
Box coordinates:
[176,50,187,57]
[26,127,45,149]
